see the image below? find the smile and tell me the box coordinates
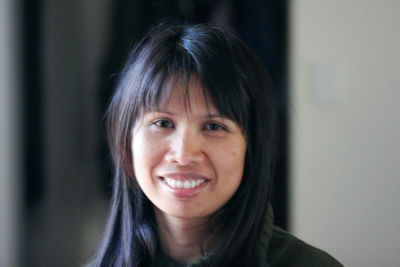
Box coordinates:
[164,178,206,189]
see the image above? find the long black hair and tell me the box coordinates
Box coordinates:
[92,20,277,266]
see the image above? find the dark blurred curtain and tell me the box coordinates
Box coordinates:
[100,0,288,228]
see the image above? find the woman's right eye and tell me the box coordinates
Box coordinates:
[153,119,173,128]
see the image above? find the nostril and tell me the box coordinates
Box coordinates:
[165,150,204,166]
[164,134,205,165]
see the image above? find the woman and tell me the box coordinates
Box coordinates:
[91,21,343,266]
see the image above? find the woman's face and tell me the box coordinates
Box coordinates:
[131,79,246,219]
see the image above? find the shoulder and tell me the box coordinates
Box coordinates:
[266,226,344,267]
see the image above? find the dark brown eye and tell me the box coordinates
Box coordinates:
[154,119,173,128]
[204,122,225,131]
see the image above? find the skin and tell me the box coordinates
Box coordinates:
[131,78,246,263]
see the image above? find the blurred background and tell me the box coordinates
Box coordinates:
[0,0,399,266]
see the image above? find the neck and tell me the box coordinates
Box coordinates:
[154,207,216,264]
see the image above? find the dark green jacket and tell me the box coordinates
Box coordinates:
[153,206,343,267]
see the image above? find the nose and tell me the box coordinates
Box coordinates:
[165,128,205,166]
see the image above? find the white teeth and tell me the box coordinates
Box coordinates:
[183,181,190,189]
[164,178,206,189]
[176,180,183,188]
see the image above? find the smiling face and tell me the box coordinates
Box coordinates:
[131,79,246,219]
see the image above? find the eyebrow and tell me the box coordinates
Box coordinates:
[153,109,226,119]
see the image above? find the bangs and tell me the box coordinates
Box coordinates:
[117,22,254,141]
[134,58,250,130]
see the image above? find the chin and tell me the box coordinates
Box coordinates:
[160,206,211,219]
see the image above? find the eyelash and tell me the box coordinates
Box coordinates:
[151,119,227,131]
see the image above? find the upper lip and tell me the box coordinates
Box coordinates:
[159,172,209,181]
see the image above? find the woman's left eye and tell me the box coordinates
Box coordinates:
[204,122,225,131]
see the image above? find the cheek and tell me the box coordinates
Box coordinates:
[131,131,163,180]
[213,139,246,184]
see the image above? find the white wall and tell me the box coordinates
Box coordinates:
[0,1,20,267]
[290,1,400,266]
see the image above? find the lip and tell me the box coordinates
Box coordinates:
[158,172,210,199]
[161,172,209,180]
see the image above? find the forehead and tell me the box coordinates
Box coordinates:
[156,76,217,114]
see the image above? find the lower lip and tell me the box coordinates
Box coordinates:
[160,178,208,199]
